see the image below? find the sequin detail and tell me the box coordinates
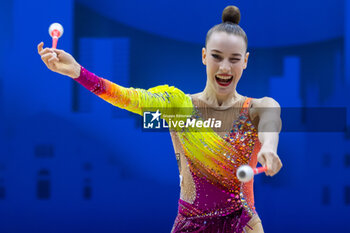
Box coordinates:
[74,68,261,232]
[75,67,193,116]
[173,98,260,218]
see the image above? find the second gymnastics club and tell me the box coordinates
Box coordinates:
[236,165,267,182]
[49,23,64,49]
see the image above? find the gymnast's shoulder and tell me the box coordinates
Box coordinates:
[249,97,281,121]
[250,97,280,108]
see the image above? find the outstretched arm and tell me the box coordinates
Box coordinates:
[37,42,190,115]
[252,97,282,176]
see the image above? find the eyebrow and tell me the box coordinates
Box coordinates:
[211,49,242,57]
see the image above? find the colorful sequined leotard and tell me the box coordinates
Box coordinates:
[75,67,262,233]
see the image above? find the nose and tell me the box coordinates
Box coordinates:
[219,59,231,73]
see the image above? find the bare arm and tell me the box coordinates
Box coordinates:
[252,97,282,176]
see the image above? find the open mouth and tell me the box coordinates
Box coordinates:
[215,75,233,87]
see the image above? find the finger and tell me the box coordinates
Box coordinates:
[39,48,55,56]
[265,155,274,176]
[48,55,59,63]
[273,157,282,175]
[37,42,44,54]
[257,153,266,166]
[47,59,58,70]
[269,156,277,175]
[41,53,56,67]
[47,54,60,70]
[52,48,64,55]
[41,52,55,61]
[52,49,65,59]
[41,52,57,60]
[270,154,282,176]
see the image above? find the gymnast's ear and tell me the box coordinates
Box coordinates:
[243,52,249,69]
[202,47,207,65]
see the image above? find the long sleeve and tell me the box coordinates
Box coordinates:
[74,66,192,116]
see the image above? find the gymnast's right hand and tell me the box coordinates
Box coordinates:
[37,42,81,79]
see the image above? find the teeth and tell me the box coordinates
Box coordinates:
[216,75,232,80]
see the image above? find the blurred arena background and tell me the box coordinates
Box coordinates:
[0,0,349,232]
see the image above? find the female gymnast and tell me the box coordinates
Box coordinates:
[37,5,282,233]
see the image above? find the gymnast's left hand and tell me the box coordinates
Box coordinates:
[257,146,282,176]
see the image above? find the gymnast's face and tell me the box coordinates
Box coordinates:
[202,32,249,97]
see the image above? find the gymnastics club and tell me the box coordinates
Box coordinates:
[236,165,267,183]
[48,23,64,49]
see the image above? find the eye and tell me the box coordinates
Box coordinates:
[230,58,241,63]
[211,54,221,60]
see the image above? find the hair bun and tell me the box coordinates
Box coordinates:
[222,6,241,24]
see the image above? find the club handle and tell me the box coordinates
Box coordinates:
[51,29,60,49]
[52,37,58,49]
[253,166,267,175]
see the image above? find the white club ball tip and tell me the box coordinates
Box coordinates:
[236,165,254,182]
[49,23,64,38]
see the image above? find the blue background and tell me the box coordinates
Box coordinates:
[0,0,349,232]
